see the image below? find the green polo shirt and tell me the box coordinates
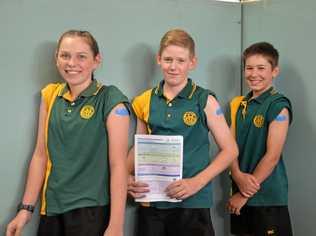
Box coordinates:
[232,87,292,206]
[43,80,129,215]
[132,79,216,208]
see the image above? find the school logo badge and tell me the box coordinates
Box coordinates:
[183,111,197,126]
[253,114,264,128]
[80,105,95,119]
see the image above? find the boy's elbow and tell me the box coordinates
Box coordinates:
[265,152,281,166]
[230,143,239,161]
[220,143,238,163]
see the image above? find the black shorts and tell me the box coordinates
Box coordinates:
[137,206,215,236]
[230,205,292,236]
[37,205,109,236]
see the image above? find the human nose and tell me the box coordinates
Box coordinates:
[249,68,259,77]
[67,56,77,66]
[169,61,176,70]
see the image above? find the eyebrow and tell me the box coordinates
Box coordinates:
[246,64,269,67]
[59,51,89,55]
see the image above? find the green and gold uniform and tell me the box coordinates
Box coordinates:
[230,87,293,236]
[132,79,216,208]
[40,80,129,215]
[230,87,292,206]
[133,79,217,236]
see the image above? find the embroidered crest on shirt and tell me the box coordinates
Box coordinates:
[183,111,197,126]
[80,105,95,119]
[253,114,264,128]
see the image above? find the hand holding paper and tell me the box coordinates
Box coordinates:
[127,175,150,199]
[134,134,183,202]
[165,177,203,200]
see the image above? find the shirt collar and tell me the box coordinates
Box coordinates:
[244,86,277,104]
[58,80,102,100]
[154,78,196,99]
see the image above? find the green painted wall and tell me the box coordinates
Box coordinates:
[0,0,241,235]
[243,0,316,235]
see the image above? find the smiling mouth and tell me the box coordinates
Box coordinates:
[248,81,263,87]
[65,70,81,74]
[247,76,263,81]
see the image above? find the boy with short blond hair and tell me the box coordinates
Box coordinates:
[127,29,238,236]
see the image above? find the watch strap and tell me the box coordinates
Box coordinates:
[17,203,35,213]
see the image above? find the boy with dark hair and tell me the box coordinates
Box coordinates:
[228,42,293,236]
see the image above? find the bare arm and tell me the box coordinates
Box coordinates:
[230,124,260,198]
[104,104,130,236]
[195,96,238,185]
[252,108,290,184]
[202,96,239,182]
[127,118,150,199]
[6,99,48,236]
[166,95,238,199]
[227,108,290,214]
[127,118,148,174]
[231,161,260,198]
[227,121,254,213]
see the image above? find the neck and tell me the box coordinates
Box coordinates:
[251,86,272,99]
[163,80,188,101]
[68,79,92,101]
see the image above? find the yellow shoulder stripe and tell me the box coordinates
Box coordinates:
[230,96,244,136]
[40,83,64,215]
[132,89,152,123]
[41,83,65,109]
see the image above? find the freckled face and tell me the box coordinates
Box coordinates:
[157,45,196,88]
[56,36,100,87]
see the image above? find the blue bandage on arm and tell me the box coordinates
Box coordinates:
[275,114,287,122]
[114,107,129,116]
[215,107,224,116]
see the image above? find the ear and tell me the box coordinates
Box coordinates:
[55,50,59,66]
[189,56,197,70]
[156,54,161,66]
[272,66,280,79]
[93,53,102,69]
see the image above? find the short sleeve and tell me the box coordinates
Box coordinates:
[230,96,244,130]
[131,89,152,122]
[102,85,130,120]
[198,89,217,110]
[267,97,293,124]
[41,83,62,110]
[197,87,217,128]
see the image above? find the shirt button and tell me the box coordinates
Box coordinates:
[67,109,72,113]
[71,102,75,106]
[168,103,172,107]
[167,114,171,118]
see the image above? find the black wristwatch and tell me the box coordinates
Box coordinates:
[17,203,35,213]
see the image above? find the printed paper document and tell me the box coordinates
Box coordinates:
[135,134,183,202]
